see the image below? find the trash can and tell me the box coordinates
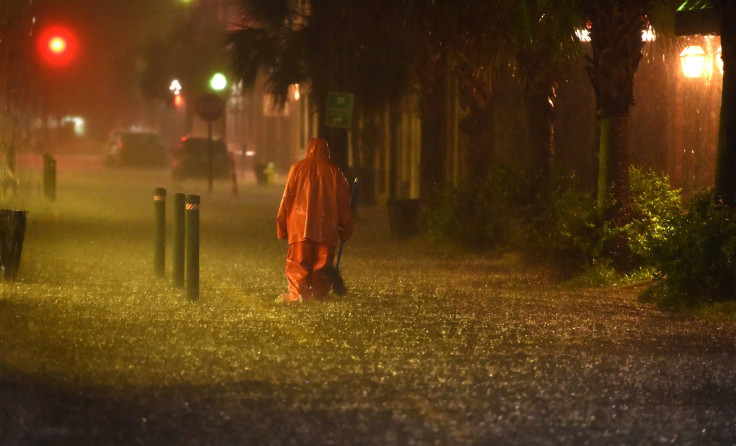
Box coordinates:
[0,209,28,280]
[387,199,420,239]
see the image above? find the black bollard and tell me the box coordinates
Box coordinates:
[43,154,56,201]
[185,194,200,300]
[154,188,166,277]
[172,193,185,288]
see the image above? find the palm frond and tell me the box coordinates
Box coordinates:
[226,27,275,87]
[232,0,293,27]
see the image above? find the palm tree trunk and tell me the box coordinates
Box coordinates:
[524,85,554,186]
[597,115,629,218]
[419,67,447,201]
[597,117,611,214]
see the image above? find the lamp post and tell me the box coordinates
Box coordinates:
[197,73,227,193]
[209,72,228,180]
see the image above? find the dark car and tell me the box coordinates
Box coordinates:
[105,131,167,167]
[171,136,230,180]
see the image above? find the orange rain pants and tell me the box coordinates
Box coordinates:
[285,241,336,301]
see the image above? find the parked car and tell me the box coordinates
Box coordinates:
[105,131,167,167]
[171,136,230,180]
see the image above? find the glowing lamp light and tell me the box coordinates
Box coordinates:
[641,25,656,42]
[292,83,301,101]
[210,73,227,91]
[174,93,183,107]
[576,24,656,44]
[715,45,723,75]
[169,79,182,94]
[575,28,591,43]
[680,45,706,78]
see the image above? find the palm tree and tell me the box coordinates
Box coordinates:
[413,0,582,194]
[226,0,414,172]
[498,0,584,187]
[410,0,505,184]
[582,0,651,218]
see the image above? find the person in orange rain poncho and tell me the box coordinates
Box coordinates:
[276,138,354,303]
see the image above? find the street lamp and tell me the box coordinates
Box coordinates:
[170,79,183,106]
[291,83,301,101]
[680,45,706,78]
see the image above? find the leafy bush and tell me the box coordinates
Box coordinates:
[523,182,600,277]
[645,191,736,307]
[620,167,682,265]
[426,166,684,281]
[524,167,682,279]
[425,166,536,249]
[425,181,493,248]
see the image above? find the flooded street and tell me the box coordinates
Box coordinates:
[0,155,735,445]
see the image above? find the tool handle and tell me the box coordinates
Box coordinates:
[336,177,358,268]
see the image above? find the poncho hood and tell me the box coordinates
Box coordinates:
[307,138,330,159]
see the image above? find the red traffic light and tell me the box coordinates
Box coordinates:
[37,25,78,67]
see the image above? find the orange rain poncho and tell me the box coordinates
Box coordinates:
[277,138,354,301]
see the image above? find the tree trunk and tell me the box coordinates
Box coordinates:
[524,84,554,187]
[419,70,447,201]
[714,0,736,205]
[597,115,629,218]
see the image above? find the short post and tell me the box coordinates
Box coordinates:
[185,194,200,300]
[43,154,56,201]
[153,188,166,277]
[172,193,185,288]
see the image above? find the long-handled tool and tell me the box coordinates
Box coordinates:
[323,177,358,296]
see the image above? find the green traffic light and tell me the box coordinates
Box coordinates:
[210,73,227,91]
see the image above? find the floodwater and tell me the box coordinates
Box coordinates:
[0,153,735,445]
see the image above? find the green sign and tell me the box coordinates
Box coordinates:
[325,92,354,129]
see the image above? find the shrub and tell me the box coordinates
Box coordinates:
[523,182,600,277]
[645,191,736,307]
[425,181,498,249]
[620,167,682,265]
[424,166,536,250]
[425,166,684,283]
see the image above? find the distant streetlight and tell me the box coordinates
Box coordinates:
[169,79,182,94]
[680,45,706,78]
[210,73,227,91]
[291,83,301,101]
[169,79,183,107]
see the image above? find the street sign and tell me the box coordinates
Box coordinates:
[325,92,354,129]
[196,93,225,122]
